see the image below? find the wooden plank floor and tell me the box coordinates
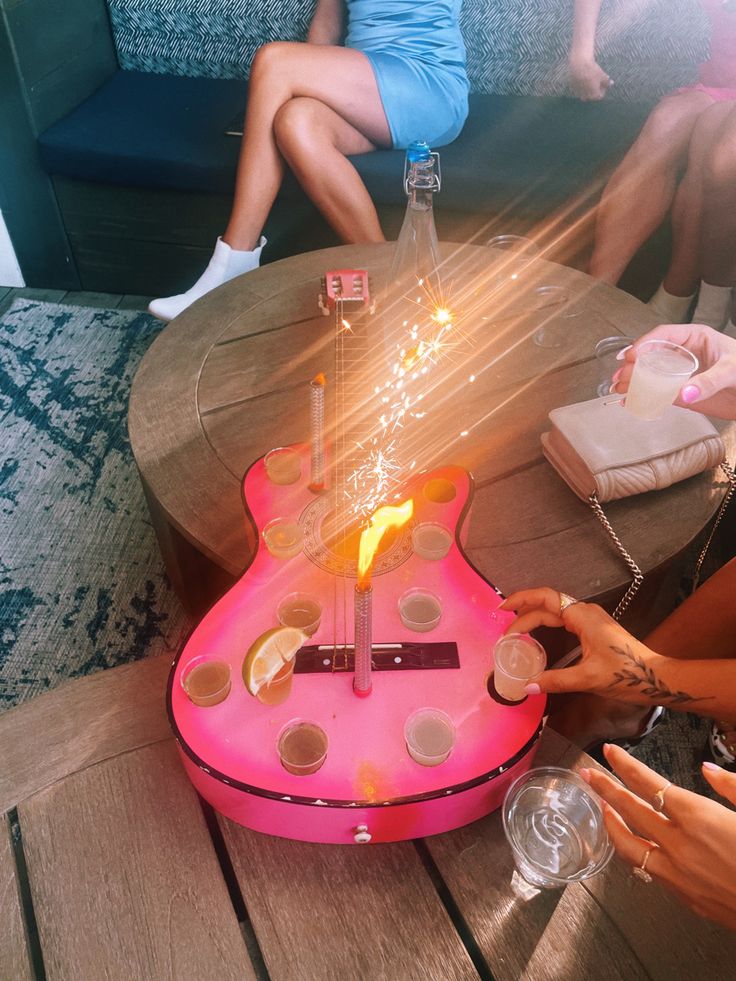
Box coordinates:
[0,286,152,316]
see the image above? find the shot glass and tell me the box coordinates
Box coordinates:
[399,588,442,633]
[278,721,328,775]
[595,335,634,397]
[530,286,582,348]
[404,708,456,766]
[492,633,546,702]
[412,522,453,561]
[181,656,231,707]
[264,447,301,485]
[257,659,295,706]
[625,339,699,420]
[502,767,614,900]
[263,518,304,560]
[277,592,322,636]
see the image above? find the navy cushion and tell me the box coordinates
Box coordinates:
[38,70,655,217]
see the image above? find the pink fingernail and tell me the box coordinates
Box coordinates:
[611,368,622,384]
[703,761,721,772]
[579,767,591,783]
[615,345,632,361]
[681,384,700,404]
[525,683,541,695]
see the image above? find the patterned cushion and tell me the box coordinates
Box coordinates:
[108,0,710,102]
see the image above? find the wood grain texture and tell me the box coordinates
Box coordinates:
[0,653,171,814]
[0,816,33,981]
[130,241,735,615]
[19,741,254,981]
[556,743,736,981]
[219,818,478,981]
[425,730,649,981]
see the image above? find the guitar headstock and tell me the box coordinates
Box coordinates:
[318,269,371,315]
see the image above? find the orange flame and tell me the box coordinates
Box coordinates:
[312,372,326,386]
[357,498,413,589]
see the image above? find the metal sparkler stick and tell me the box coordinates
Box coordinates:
[353,584,373,697]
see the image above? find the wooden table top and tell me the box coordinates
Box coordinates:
[2,656,734,981]
[129,243,735,618]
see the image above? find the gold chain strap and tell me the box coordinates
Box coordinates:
[588,460,736,621]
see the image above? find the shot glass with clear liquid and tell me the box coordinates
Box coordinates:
[625,340,698,420]
[263,518,304,560]
[502,767,614,900]
[277,593,322,636]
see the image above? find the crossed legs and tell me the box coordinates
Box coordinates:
[223,41,391,250]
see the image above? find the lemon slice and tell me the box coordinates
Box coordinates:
[242,626,308,696]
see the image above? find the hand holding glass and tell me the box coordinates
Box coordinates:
[503,767,613,900]
[625,340,698,420]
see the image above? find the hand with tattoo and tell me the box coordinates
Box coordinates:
[499,587,708,708]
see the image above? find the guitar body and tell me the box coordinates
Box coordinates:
[168,445,545,844]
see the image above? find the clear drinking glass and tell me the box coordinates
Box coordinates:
[595,336,633,397]
[412,522,453,560]
[263,518,304,559]
[625,340,698,420]
[503,767,614,900]
[264,447,301,485]
[181,657,231,707]
[530,286,583,348]
[278,721,328,775]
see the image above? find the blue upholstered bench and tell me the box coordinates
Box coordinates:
[3,0,712,295]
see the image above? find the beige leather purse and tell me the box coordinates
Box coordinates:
[541,396,735,618]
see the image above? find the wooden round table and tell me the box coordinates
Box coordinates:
[129,243,734,627]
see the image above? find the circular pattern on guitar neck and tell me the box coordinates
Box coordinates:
[300,492,414,577]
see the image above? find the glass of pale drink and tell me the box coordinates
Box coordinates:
[277,593,322,636]
[625,340,698,420]
[493,633,546,702]
[503,767,613,899]
[404,708,455,766]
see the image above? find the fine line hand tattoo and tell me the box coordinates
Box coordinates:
[605,644,713,705]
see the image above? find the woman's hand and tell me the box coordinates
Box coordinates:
[568,55,612,101]
[612,323,736,420]
[580,744,736,930]
[499,587,662,703]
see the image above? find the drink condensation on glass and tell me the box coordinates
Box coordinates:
[404,708,455,766]
[502,767,614,898]
[277,593,322,636]
[263,518,304,560]
[625,340,698,420]
[493,633,546,702]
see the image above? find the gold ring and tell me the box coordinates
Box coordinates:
[652,782,671,813]
[632,845,654,884]
[559,592,579,617]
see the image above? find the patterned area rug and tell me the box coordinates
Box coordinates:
[0,299,189,708]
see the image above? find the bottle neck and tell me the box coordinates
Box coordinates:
[406,158,437,211]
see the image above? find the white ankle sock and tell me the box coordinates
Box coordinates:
[148,236,266,322]
[691,281,732,330]
[647,283,694,323]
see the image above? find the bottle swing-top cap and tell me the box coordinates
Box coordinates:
[404,141,441,194]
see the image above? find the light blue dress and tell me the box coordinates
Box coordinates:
[345,0,469,149]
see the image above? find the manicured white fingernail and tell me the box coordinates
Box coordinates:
[703,761,721,772]
[615,345,632,361]
[525,683,541,695]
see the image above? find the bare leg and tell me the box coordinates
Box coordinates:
[665,102,734,296]
[273,97,385,243]
[700,106,736,288]
[589,91,715,285]
[223,41,391,250]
